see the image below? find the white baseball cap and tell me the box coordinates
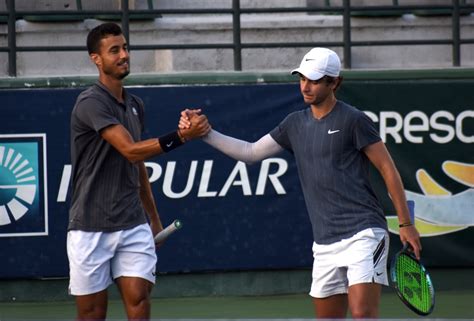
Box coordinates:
[291,47,341,80]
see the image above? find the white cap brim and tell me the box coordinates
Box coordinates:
[291,68,325,81]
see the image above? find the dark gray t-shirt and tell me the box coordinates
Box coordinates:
[68,82,148,232]
[270,100,387,244]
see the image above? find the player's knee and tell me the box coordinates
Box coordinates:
[134,296,150,308]
[127,292,151,310]
[350,306,378,319]
[75,295,108,320]
[77,305,107,320]
[124,296,151,320]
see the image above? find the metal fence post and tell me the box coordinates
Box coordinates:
[7,0,17,76]
[121,0,130,47]
[452,0,460,66]
[342,0,351,69]
[232,0,242,71]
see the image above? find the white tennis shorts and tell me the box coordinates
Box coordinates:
[310,227,389,298]
[67,223,157,296]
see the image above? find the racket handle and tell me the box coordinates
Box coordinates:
[402,242,411,252]
[154,219,182,243]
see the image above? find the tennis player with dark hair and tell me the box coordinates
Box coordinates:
[67,22,210,321]
[181,48,421,318]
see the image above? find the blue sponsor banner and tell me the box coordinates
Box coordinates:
[0,84,312,278]
[0,79,473,278]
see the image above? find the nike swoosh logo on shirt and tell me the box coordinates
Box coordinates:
[328,129,340,134]
[166,142,173,147]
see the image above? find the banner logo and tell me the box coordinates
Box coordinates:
[387,160,473,237]
[0,134,48,237]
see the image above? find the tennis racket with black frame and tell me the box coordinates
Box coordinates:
[390,243,435,316]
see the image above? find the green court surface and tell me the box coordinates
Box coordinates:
[1,268,473,320]
[0,290,473,320]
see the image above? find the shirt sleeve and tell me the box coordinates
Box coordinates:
[74,97,120,133]
[203,130,283,165]
[269,114,293,152]
[353,111,382,150]
[131,94,146,134]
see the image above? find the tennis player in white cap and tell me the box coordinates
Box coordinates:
[181,47,421,318]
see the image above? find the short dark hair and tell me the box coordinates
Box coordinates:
[322,75,336,84]
[324,75,343,91]
[87,23,123,54]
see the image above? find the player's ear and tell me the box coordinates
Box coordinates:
[90,53,101,67]
[333,76,343,92]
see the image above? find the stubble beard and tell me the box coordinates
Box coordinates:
[118,69,130,80]
[102,62,130,80]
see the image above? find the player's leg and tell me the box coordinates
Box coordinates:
[345,228,389,318]
[67,230,115,320]
[112,223,157,320]
[116,276,153,319]
[310,242,350,318]
[74,290,108,320]
[348,282,382,318]
[313,294,348,318]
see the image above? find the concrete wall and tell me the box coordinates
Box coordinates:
[1,2,474,76]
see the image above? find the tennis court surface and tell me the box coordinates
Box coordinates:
[0,291,473,320]
[0,268,472,320]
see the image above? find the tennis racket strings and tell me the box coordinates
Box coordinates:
[392,250,435,315]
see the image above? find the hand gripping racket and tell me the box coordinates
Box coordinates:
[390,243,435,316]
[154,219,182,243]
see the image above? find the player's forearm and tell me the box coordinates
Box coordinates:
[203,130,254,163]
[381,164,411,224]
[203,129,283,164]
[102,124,187,163]
[365,141,412,224]
[384,166,422,256]
[123,138,163,162]
[124,132,187,163]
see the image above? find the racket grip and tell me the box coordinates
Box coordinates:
[402,242,411,252]
[154,219,182,243]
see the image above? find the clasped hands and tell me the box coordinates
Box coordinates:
[177,108,210,141]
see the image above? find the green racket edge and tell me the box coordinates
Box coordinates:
[389,244,436,316]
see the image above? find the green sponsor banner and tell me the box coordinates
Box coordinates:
[338,79,474,266]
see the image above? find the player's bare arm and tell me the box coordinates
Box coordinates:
[363,141,422,259]
[100,119,210,163]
